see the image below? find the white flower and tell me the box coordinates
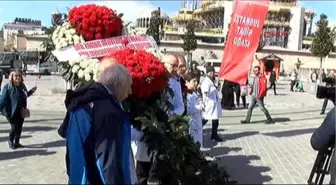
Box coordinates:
[78,69,84,78]
[84,73,91,81]
[69,59,79,66]
[93,73,98,82]
[80,60,90,69]
[52,22,84,50]
[71,65,80,74]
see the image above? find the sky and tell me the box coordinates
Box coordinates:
[0,0,335,31]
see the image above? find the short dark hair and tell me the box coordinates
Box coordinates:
[254,66,261,71]
[184,72,198,82]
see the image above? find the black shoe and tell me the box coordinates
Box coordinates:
[320,112,325,115]
[211,135,223,142]
[8,141,16,150]
[240,120,249,124]
[15,143,25,148]
[265,119,275,124]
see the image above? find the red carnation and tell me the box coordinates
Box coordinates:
[68,4,123,41]
[110,49,169,98]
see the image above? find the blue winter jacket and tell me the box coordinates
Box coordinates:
[58,82,132,185]
[0,83,34,117]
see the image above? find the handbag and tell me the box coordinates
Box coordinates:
[21,108,30,118]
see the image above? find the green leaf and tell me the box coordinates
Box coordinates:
[118,13,124,18]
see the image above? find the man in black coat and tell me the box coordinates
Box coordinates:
[221,80,235,110]
[268,71,277,95]
[320,70,336,114]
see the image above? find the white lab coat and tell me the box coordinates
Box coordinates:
[200,77,222,120]
[186,92,203,147]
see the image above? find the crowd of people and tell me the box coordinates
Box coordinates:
[0,52,334,184]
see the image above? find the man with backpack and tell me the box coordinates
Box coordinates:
[58,63,136,184]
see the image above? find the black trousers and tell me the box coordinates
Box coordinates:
[268,82,277,94]
[290,80,296,91]
[6,110,24,144]
[241,95,247,108]
[136,160,174,185]
[202,119,219,137]
[136,161,152,185]
[233,85,241,106]
[221,82,235,108]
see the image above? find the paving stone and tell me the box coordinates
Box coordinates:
[0,79,333,184]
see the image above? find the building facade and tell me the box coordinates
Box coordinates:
[2,18,45,51]
[134,0,335,52]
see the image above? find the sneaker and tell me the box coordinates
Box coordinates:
[8,141,16,150]
[211,135,223,142]
[265,119,275,124]
[240,120,249,124]
[15,143,25,148]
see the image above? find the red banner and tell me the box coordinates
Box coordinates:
[218,0,270,84]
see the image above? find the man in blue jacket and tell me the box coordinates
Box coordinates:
[58,63,136,184]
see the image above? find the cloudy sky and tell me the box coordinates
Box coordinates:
[0,0,334,30]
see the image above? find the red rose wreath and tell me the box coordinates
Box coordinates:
[68,4,123,41]
[110,49,169,98]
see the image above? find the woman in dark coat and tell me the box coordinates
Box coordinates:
[0,71,37,149]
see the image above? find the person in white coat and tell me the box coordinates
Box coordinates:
[184,72,203,147]
[201,65,223,142]
[131,54,185,185]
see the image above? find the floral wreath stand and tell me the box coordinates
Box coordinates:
[50,4,232,185]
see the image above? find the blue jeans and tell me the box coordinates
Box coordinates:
[245,96,272,122]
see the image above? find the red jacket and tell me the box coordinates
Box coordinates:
[250,75,267,99]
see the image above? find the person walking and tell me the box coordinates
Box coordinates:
[290,69,297,91]
[310,69,318,83]
[241,66,274,124]
[58,63,137,184]
[268,70,277,95]
[0,71,37,149]
[201,65,223,141]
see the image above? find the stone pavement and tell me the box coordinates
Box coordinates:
[0,77,333,184]
[203,82,333,184]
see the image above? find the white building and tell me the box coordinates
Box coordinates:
[135,8,171,35]
[135,0,335,52]
[222,0,307,50]
[2,18,45,49]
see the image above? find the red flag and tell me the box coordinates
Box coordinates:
[218,0,270,84]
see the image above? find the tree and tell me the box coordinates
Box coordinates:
[146,8,162,45]
[41,13,68,54]
[311,14,336,81]
[182,21,197,67]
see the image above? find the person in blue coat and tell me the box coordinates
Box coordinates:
[0,71,37,149]
[58,63,137,184]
